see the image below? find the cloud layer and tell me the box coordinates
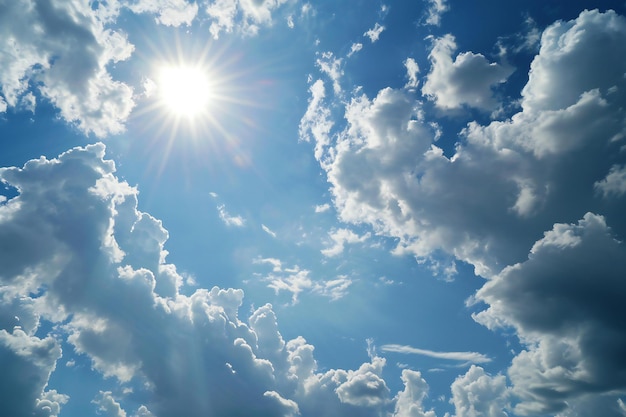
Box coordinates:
[300,8,626,415]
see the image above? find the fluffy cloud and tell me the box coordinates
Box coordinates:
[0,144,417,416]
[0,329,66,417]
[300,8,626,415]
[393,369,436,417]
[0,0,135,136]
[474,213,626,415]
[422,34,514,111]
[448,366,509,417]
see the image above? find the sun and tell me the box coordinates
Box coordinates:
[157,65,213,119]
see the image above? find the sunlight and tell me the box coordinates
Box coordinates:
[158,66,213,118]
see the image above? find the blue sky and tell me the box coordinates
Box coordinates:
[1,1,626,416]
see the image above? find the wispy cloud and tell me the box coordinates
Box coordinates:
[262,224,277,238]
[381,344,491,363]
[217,205,245,227]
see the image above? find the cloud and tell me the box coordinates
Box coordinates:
[0,0,135,136]
[262,224,277,237]
[302,9,626,279]
[92,391,127,417]
[314,203,331,213]
[422,34,514,111]
[348,42,363,58]
[381,344,491,364]
[317,52,344,95]
[404,58,420,88]
[205,0,290,39]
[473,213,626,415]
[393,369,436,417]
[321,228,370,257]
[127,0,199,26]
[217,204,246,226]
[299,79,334,161]
[449,365,509,417]
[0,142,421,417]
[257,261,352,304]
[300,8,626,415]
[423,0,449,26]
[0,329,66,417]
[364,23,385,43]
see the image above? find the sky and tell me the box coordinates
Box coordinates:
[1,0,626,416]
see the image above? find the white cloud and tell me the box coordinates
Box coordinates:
[260,263,351,304]
[364,23,385,43]
[302,9,626,279]
[314,203,330,213]
[321,228,370,257]
[422,34,514,111]
[393,369,436,417]
[0,0,135,136]
[300,9,626,415]
[0,143,414,417]
[127,0,199,26]
[404,58,420,88]
[262,224,277,237]
[92,391,127,417]
[449,366,509,417]
[316,52,343,95]
[217,204,246,226]
[299,79,334,161]
[348,42,363,58]
[335,356,390,407]
[424,0,449,26]
[205,0,290,39]
[595,164,626,198]
[381,344,491,364]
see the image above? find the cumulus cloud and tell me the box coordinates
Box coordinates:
[449,366,509,417]
[422,34,514,111]
[381,344,491,364]
[0,0,135,136]
[393,369,436,417]
[0,142,423,417]
[302,9,626,278]
[92,391,127,417]
[473,213,626,414]
[0,329,66,417]
[300,8,626,415]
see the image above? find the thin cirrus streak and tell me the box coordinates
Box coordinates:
[381,344,491,363]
